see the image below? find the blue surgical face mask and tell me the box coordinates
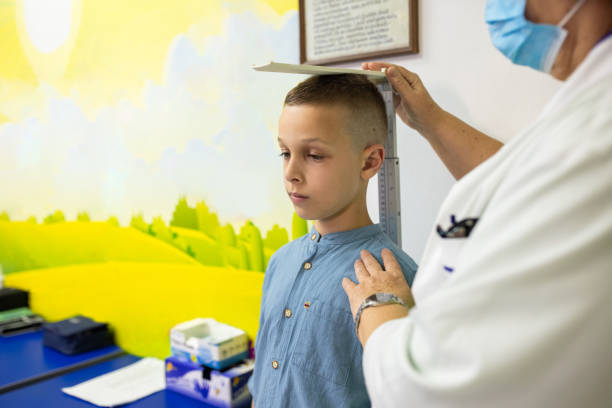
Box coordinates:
[485,0,586,73]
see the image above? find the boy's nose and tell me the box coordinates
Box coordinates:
[284,158,303,183]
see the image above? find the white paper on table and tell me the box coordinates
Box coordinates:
[62,357,165,407]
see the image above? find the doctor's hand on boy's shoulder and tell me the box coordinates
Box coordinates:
[342,249,415,345]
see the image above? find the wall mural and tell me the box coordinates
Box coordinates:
[0,0,303,357]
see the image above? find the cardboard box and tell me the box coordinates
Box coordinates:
[170,318,248,370]
[165,356,253,407]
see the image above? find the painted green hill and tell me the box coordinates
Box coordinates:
[0,221,198,274]
[170,226,224,266]
[170,226,277,271]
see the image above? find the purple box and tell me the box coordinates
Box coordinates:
[165,356,253,407]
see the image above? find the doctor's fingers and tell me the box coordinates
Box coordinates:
[362,62,420,109]
[361,61,393,71]
[380,248,403,278]
[341,278,361,318]
[360,249,384,275]
[385,66,418,98]
[363,61,423,88]
[341,277,357,294]
[361,62,419,93]
[354,259,370,282]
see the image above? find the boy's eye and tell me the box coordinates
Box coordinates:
[279,151,290,159]
[308,154,324,161]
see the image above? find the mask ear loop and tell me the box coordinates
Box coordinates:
[542,0,588,72]
[558,0,587,27]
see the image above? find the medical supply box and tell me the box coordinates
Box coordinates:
[170,318,249,370]
[42,315,115,355]
[0,307,45,336]
[0,287,29,311]
[165,355,253,407]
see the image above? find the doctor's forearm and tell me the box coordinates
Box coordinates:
[423,109,503,180]
[358,304,410,346]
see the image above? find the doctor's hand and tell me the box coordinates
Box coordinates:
[362,62,443,135]
[363,61,503,180]
[342,249,415,345]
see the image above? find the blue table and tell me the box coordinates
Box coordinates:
[0,331,123,393]
[0,354,234,407]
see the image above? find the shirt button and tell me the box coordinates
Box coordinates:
[304,301,311,309]
[303,262,312,270]
[284,308,292,318]
[272,360,279,369]
[311,233,317,241]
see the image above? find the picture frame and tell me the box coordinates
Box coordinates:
[299,0,419,65]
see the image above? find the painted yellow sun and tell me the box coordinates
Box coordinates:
[17,0,82,84]
[0,0,298,125]
[22,0,75,54]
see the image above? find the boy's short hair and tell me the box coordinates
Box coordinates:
[284,74,388,149]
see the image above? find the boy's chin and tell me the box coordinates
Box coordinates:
[293,208,316,221]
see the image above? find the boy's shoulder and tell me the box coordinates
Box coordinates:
[265,228,418,284]
[265,233,308,270]
[361,230,418,284]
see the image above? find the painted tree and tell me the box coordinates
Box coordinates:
[236,243,250,270]
[0,211,9,221]
[196,201,220,238]
[218,223,251,270]
[150,216,194,256]
[170,197,198,230]
[263,224,289,251]
[150,216,174,244]
[130,214,149,234]
[218,223,237,247]
[26,216,37,224]
[44,210,65,224]
[77,212,90,222]
[292,212,308,240]
[107,216,120,227]
[239,220,265,272]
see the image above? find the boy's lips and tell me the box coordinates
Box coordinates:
[289,192,308,204]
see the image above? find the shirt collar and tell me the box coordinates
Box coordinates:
[308,223,383,246]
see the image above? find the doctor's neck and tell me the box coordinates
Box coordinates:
[550,0,612,81]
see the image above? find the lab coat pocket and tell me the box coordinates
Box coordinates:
[432,237,467,275]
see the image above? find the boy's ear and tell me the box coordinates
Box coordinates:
[360,144,385,181]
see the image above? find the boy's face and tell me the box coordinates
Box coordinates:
[278,103,365,222]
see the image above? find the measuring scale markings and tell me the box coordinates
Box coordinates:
[377,81,401,246]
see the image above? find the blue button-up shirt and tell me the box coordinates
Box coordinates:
[248,224,418,407]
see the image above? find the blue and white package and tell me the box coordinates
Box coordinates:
[165,356,253,407]
[170,318,249,370]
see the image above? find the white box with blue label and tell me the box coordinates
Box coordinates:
[165,355,253,407]
[170,318,249,370]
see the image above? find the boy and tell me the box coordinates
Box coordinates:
[248,74,417,407]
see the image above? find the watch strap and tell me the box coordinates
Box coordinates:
[354,293,406,338]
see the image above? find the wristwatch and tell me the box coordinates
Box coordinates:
[354,293,407,338]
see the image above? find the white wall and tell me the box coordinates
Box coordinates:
[342,0,562,262]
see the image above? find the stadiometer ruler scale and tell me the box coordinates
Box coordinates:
[253,62,402,246]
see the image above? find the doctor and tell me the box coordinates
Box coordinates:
[342,0,612,406]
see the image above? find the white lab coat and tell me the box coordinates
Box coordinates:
[363,37,612,407]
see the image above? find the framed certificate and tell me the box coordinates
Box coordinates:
[299,0,419,65]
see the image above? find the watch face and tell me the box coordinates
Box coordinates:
[375,293,393,303]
